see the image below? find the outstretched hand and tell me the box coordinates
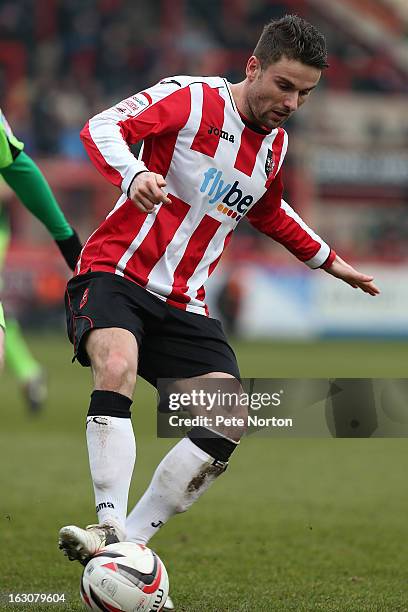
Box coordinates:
[324,255,380,296]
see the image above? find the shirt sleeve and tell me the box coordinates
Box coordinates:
[0,151,73,240]
[246,170,336,269]
[80,79,192,195]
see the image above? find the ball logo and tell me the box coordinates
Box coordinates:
[101,578,118,597]
[135,597,147,611]
[200,168,254,221]
[151,588,164,610]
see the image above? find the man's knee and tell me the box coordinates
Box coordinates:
[200,372,247,441]
[95,351,136,388]
[86,328,138,393]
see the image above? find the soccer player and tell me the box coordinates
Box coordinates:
[59,14,379,608]
[0,109,82,409]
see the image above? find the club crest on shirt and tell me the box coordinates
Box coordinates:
[265,148,274,177]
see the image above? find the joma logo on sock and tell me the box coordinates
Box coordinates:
[96,502,115,512]
[208,125,235,142]
[86,416,108,428]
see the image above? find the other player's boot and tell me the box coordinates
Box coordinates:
[58,522,124,564]
[21,369,47,414]
[163,594,175,610]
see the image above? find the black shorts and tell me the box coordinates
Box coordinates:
[65,271,240,387]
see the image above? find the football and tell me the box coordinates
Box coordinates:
[80,542,169,612]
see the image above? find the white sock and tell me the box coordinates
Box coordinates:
[126,437,227,544]
[86,415,136,533]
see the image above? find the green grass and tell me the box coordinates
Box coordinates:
[1,334,407,611]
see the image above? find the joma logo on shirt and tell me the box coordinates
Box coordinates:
[200,168,254,220]
[208,125,235,143]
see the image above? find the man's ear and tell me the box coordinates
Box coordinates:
[246,56,261,82]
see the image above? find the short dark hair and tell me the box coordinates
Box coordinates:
[253,14,329,70]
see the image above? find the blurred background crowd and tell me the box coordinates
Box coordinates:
[1,0,408,337]
[2,0,408,155]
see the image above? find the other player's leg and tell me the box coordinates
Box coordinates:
[0,301,5,369]
[4,317,47,413]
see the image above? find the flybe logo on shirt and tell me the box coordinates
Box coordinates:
[200,168,254,221]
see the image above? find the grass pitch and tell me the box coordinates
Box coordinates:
[0,334,407,611]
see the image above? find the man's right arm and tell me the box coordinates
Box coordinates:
[80,80,191,201]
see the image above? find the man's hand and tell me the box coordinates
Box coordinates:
[55,229,82,271]
[129,172,172,213]
[324,255,380,296]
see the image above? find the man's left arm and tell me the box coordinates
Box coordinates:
[0,151,82,271]
[246,172,379,296]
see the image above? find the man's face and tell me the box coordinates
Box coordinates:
[245,55,321,129]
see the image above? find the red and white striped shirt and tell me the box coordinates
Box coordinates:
[78,75,335,315]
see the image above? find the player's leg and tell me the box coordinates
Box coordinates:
[126,372,245,545]
[4,317,47,413]
[126,307,245,545]
[59,327,138,561]
[86,328,176,612]
[0,204,46,412]
[85,326,138,530]
[0,210,8,371]
[59,273,143,563]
